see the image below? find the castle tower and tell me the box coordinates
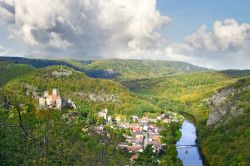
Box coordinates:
[39,97,46,108]
[52,88,59,96]
[56,98,62,110]
[44,91,49,97]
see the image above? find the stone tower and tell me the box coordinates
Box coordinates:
[52,88,59,96]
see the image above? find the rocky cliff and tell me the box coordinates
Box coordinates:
[207,79,250,126]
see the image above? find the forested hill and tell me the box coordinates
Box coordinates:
[122,71,236,122]
[0,65,161,165]
[199,77,250,165]
[0,62,35,87]
[0,57,209,80]
[66,59,209,80]
[2,65,160,116]
[220,69,250,78]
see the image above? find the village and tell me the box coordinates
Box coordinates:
[37,88,183,161]
[96,109,182,160]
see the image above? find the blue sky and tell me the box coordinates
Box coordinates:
[157,0,250,42]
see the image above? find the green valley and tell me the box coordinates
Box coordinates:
[0,57,249,166]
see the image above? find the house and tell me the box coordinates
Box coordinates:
[119,122,130,129]
[39,88,62,110]
[140,117,149,125]
[163,118,171,123]
[95,125,105,134]
[152,135,161,142]
[143,125,148,131]
[130,154,138,161]
[132,115,139,122]
[108,116,112,123]
[148,141,162,152]
[127,145,143,153]
[130,124,141,133]
[148,125,159,134]
[97,108,108,120]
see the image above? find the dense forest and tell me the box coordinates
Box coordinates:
[198,78,250,165]
[122,72,236,122]
[0,62,34,86]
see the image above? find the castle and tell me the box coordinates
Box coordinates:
[39,89,62,110]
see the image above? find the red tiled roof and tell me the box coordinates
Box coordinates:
[127,145,142,153]
[130,155,138,161]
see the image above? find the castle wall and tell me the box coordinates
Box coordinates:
[39,89,62,110]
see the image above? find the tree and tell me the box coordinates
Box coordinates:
[135,145,159,166]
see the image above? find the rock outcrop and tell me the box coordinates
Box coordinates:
[207,83,250,126]
[88,93,120,102]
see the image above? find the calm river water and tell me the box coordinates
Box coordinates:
[176,120,203,166]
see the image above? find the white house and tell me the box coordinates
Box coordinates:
[98,108,108,120]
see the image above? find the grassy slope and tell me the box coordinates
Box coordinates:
[3,66,160,116]
[0,62,34,87]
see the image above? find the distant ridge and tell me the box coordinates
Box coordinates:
[220,69,250,78]
[0,57,209,80]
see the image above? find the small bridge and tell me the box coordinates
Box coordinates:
[176,145,197,149]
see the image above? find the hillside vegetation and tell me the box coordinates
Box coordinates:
[69,59,209,80]
[0,91,130,165]
[198,78,250,165]
[3,66,160,116]
[122,72,236,122]
[0,57,208,80]
[0,62,34,87]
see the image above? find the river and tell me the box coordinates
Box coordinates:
[176,120,203,166]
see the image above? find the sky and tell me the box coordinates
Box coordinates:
[0,0,250,69]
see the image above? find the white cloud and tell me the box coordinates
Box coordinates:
[186,19,250,52]
[0,0,170,58]
[175,19,250,69]
[48,32,72,50]
[0,45,20,56]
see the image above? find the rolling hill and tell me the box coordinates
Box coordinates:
[0,62,34,87]
[199,77,250,165]
[122,72,237,122]
[67,59,209,80]
[2,65,161,116]
[0,57,209,80]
